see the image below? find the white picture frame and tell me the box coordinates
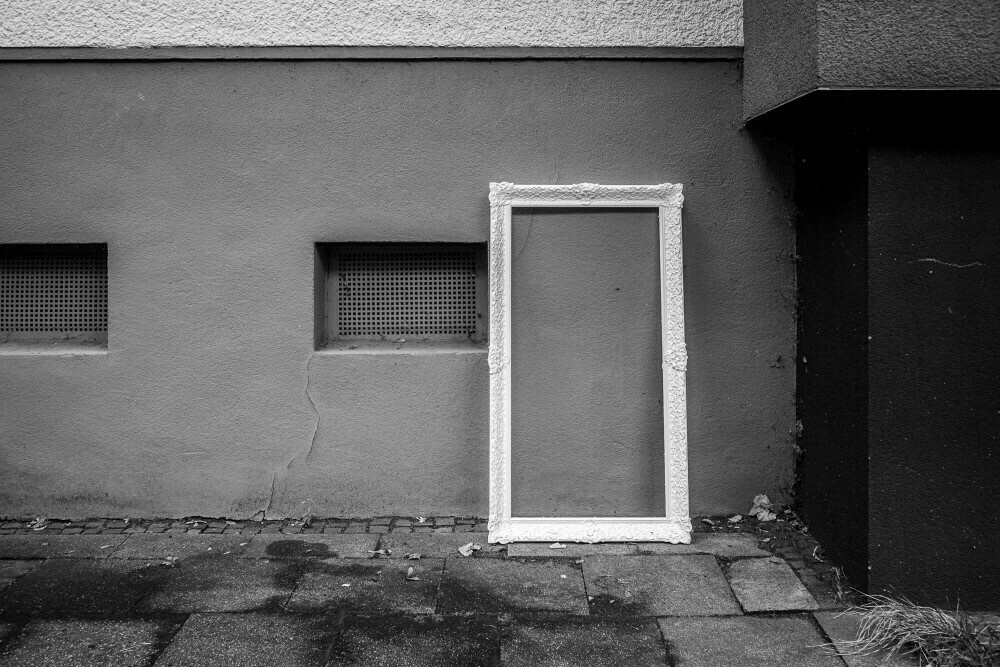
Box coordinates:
[487,182,691,544]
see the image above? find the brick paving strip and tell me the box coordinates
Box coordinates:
[0,517,884,666]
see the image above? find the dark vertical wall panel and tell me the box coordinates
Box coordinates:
[510,208,664,517]
[795,137,869,589]
[0,59,795,519]
[867,144,1000,609]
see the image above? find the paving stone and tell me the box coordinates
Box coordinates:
[394,519,412,527]
[378,533,503,559]
[371,517,392,526]
[327,615,499,666]
[456,518,477,525]
[0,561,42,601]
[0,618,179,667]
[813,611,912,667]
[154,613,334,667]
[0,561,40,590]
[286,558,444,614]
[260,525,281,534]
[202,527,224,534]
[165,528,187,535]
[137,559,295,613]
[503,618,666,666]
[432,527,453,534]
[81,528,102,535]
[111,533,249,560]
[455,524,474,532]
[242,534,378,559]
[634,534,769,558]
[659,616,843,667]
[280,526,302,534]
[60,528,84,535]
[507,542,636,558]
[412,526,434,533]
[105,521,127,529]
[0,535,127,560]
[440,559,588,614]
[584,555,741,616]
[434,517,455,527]
[323,525,345,534]
[370,526,390,534]
[472,523,489,532]
[0,559,166,618]
[389,527,411,534]
[726,557,819,612]
[343,525,366,534]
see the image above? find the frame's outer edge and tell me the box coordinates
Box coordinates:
[487,182,690,545]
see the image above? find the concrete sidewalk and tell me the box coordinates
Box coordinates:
[0,531,893,666]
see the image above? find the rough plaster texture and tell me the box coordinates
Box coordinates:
[0,59,795,519]
[743,0,1000,118]
[0,0,742,49]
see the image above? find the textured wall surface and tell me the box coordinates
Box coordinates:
[0,0,742,48]
[868,143,1000,609]
[0,59,794,519]
[743,0,1000,119]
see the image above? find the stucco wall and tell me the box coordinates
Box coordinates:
[0,58,795,519]
[0,0,742,49]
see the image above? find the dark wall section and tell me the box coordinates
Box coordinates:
[867,143,1000,609]
[794,135,869,590]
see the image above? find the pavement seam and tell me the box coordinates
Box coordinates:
[806,611,851,667]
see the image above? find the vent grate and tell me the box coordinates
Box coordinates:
[336,247,479,338]
[0,244,108,339]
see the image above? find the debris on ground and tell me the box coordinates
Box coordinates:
[161,556,179,568]
[405,566,420,581]
[404,553,421,560]
[701,518,716,527]
[457,542,482,557]
[367,549,390,558]
[549,542,567,549]
[749,494,777,522]
[728,515,743,524]
[27,517,48,531]
[416,517,427,524]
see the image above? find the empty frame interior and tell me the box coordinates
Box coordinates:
[487,182,691,544]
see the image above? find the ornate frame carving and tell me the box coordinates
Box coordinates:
[487,182,691,544]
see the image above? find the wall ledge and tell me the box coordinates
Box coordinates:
[0,46,743,62]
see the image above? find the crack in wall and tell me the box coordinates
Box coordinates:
[260,352,320,520]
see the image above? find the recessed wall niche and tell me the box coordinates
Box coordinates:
[0,244,108,347]
[314,242,488,350]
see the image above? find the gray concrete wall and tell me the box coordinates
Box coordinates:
[0,58,795,519]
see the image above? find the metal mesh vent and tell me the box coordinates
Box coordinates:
[331,244,485,341]
[0,244,108,342]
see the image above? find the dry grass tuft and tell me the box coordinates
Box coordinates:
[837,594,999,666]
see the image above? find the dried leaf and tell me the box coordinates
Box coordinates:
[728,515,743,524]
[416,517,427,524]
[549,542,567,549]
[368,549,390,558]
[405,566,420,581]
[701,518,716,526]
[404,553,421,560]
